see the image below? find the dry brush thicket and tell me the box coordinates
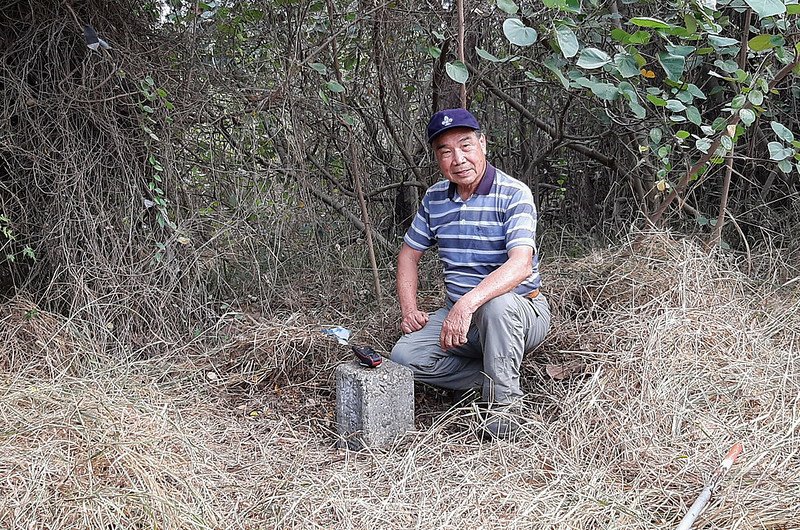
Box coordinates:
[1,232,798,529]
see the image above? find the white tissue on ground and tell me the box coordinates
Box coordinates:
[322,326,351,345]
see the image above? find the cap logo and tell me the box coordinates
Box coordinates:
[442,115,453,126]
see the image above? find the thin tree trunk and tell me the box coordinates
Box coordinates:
[708,125,736,248]
[349,134,383,302]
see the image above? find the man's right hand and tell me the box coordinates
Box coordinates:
[401,310,429,334]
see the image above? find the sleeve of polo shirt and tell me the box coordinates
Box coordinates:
[504,185,537,251]
[403,194,435,251]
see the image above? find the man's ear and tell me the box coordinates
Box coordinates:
[479,134,487,155]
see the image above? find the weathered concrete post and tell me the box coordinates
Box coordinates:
[335,359,414,450]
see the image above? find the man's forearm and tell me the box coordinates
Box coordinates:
[458,247,532,312]
[397,269,419,316]
[396,244,423,316]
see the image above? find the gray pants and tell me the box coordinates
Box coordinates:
[390,292,551,404]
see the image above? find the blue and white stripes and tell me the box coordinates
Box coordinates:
[404,165,541,301]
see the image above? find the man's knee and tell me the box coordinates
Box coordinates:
[390,337,416,367]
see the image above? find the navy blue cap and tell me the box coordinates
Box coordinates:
[427,108,480,143]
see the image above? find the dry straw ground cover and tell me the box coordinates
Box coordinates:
[1,233,798,529]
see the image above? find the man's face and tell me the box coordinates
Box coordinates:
[432,128,487,190]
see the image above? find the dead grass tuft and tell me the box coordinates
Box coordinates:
[0,295,96,377]
[189,312,347,392]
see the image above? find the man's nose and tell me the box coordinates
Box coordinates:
[453,149,466,164]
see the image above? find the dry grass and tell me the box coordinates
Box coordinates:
[1,232,799,529]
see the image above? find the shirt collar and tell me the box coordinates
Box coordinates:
[447,163,496,200]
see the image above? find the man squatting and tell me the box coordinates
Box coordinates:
[391,108,551,439]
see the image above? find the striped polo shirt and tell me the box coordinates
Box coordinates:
[404,164,540,302]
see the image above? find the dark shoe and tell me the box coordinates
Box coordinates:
[451,387,481,406]
[478,404,525,440]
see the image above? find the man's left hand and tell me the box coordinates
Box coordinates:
[440,301,474,351]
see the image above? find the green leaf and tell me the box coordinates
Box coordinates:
[646,94,667,106]
[676,91,694,104]
[650,128,663,145]
[666,45,696,57]
[445,61,469,84]
[309,62,328,75]
[686,84,707,99]
[658,52,685,81]
[555,24,579,58]
[543,56,570,89]
[771,121,795,142]
[687,106,702,125]
[684,13,698,33]
[476,47,508,62]
[543,0,581,11]
[612,29,651,45]
[721,135,733,152]
[735,69,749,83]
[427,46,442,59]
[586,81,619,100]
[576,47,611,69]
[708,35,740,48]
[748,34,775,51]
[666,99,686,112]
[770,35,786,47]
[503,18,538,46]
[696,138,713,153]
[628,31,651,44]
[610,28,630,43]
[714,59,739,73]
[744,0,786,18]
[789,4,800,14]
[739,108,756,126]
[748,90,764,105]
[731,94,746,109]
[618,81,642,106]
[326,80,345,93]
[142,126,160,141]
[661,26,692,38]
[524,71,544,82]
[778,159,793,173]
[768,141,793,161]
[614,53,640,78]
[497,0,518,14]
[628,99,647,118]
[676,130,691,140]
[629,17,673,29]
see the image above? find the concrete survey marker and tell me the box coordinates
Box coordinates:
[335,359,414,450]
